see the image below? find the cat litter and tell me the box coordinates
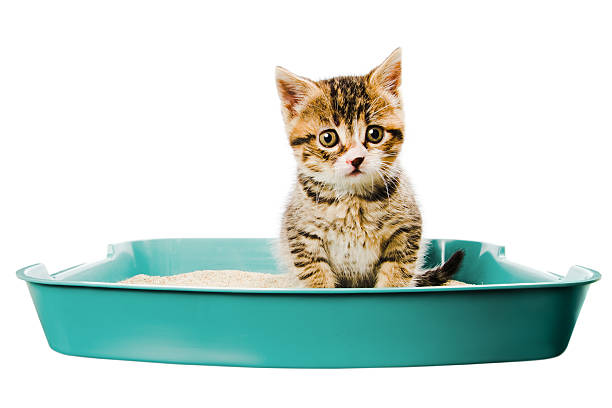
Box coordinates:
[119,269,470,288]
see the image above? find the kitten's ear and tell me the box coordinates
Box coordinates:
[368,48,402,97]
[275,66,318,118]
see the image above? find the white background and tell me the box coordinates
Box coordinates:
[1,1,610,407]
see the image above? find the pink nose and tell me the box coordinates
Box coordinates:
[350,157,364,169]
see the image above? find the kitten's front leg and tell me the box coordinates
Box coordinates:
[375,225,421,287]
[287,229,336,288]
[375,261,416,287]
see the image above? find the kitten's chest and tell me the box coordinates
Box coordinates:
[320,203,382,274]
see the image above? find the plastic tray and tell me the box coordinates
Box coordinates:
[17,238,600,368]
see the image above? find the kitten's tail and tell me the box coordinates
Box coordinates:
[414,249,465,287]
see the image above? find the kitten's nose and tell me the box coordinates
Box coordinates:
[351,157,364,169]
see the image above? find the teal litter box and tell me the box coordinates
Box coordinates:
[17,238,600,368]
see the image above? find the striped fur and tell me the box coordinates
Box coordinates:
[275,49,461,288]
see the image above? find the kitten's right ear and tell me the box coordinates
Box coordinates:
[275,66,318,119]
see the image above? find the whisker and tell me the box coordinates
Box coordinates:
[370,172,374,192]
[374,168,391,204]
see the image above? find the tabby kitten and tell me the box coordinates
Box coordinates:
[275,48,463,288]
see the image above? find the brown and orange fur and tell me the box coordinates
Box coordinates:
[275,48,463,288]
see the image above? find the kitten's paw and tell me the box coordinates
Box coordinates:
[375,262,415,287]
[296,264,336,288]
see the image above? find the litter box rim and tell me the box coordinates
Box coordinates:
[16,237,601,294]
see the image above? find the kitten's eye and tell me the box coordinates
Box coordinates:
[366,126,384,144]
[319,130,339,148]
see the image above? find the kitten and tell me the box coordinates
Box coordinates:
[275,48,464,288]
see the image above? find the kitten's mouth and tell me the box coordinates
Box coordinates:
[348,169,362,177]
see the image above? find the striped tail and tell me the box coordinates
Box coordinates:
[414,249,465,287]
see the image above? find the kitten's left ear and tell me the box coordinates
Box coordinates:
[368,48,402,97]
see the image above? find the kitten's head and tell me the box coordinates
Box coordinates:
[276,48,404,195]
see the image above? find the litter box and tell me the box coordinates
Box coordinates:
[17,238,600,368]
